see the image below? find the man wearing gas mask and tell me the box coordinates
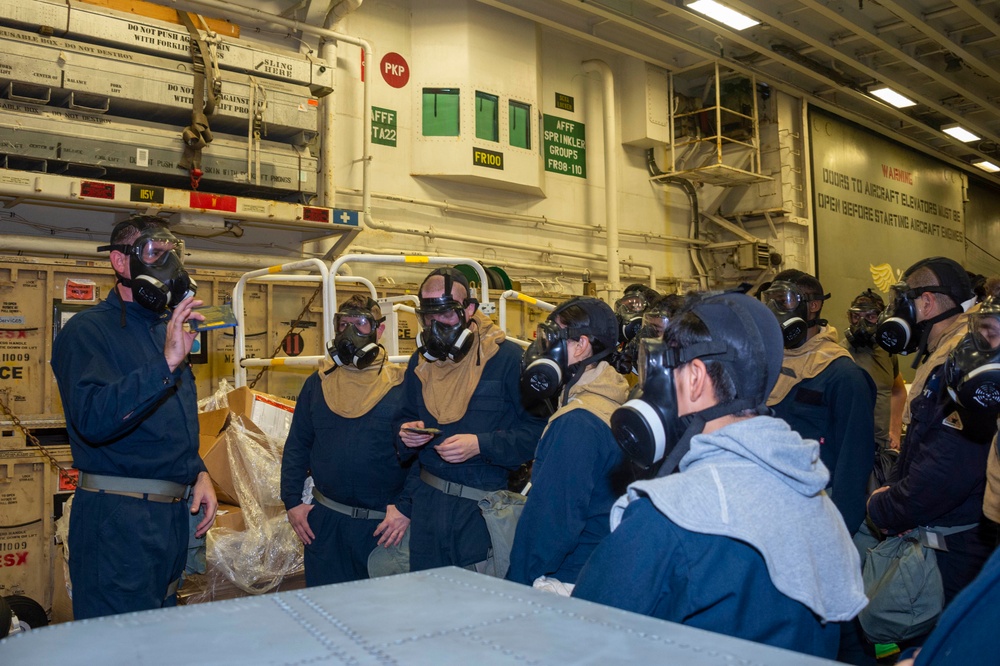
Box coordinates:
[507,297,630,593]
[281,295,411,586]
[867,258,998,606]
[890,284,1000,666]
[763,269,876,535]
[51,215,217,620]
[572,292,866,658]
[613,293,685,378]
[397,267,545,572]
[842,289,907,452]
[610,283,659,377]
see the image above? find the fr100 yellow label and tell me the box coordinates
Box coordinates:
[472,148,504,170]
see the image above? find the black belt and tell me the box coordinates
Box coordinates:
[313,487,386,520]
[420,469,490,502]
[78,472,192,504]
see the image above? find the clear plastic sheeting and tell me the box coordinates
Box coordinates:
[197,378,235,412]
[54,494,73,601]
[183,381,304,603]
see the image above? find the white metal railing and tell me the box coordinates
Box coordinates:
[232,259,330,387]
[499,290,556,348]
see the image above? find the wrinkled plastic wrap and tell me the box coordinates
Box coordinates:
[197,378,234,412]
[183,381,304,604]
[55,494,73,601]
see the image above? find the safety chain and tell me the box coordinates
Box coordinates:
[0,392,77,488]
[248,283,324,389]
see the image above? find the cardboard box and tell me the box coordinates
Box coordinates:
[213,504,244,532]
[198,407,239,505]
[197,387,296,506]
[226,386,296,442]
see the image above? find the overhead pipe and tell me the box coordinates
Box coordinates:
[0,234,283,270]
[339,188,708,247]
[328,0,364,24]
[582,59,622,302]
[361,216,655,283]
[347,246,651,283]
[168,0,373,215]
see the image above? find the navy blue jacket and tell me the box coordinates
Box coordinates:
[867,366,997,602]
[397,340,545,569]
[280,369,409,514]
[51,289,204,484]
[912,546,1000,665]
[771,357,876,533]
[507,410,628,585]
[572,498,841,658]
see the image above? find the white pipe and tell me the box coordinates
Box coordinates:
[318,37,336,209]
[336,274,377,299]
[0,234,283,270]
[800,98,816,274]
[582,60,621,303]
[168,0,373,220]
[348,189,706,247]
[329,0,364,23]
[316,0,363,208]
[361,215,654,277]
[347,245,651,282]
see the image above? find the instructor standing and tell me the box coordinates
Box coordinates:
[52,215,217,620]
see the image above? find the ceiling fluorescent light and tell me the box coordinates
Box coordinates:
[941,124,980,143]
[973,160,1000,173]
[687,0,760,31]
[869,86,916,108]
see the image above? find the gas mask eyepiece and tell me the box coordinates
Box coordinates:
[100,228,195,313]
[329,308,382,369]
[846,306,881,348]
[763,281,811,349]
[415,297,475,363]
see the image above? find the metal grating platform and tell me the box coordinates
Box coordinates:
[0,567,838,665]
[651,163,773,186]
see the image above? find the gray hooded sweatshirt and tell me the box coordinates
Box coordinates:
[612,415,868,622]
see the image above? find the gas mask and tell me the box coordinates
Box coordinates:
[875,282,922,355]
[615,290,651,318]
[612,309,674,376]
[99,228,196,313]
[876,282,967,364]
[611,293,783,475]
[845,306,881,349]
[328,307,382,370]
[520,320,573,402]
[763,281,820,349]
[415,271,478,363]
[521,296,619,404]
[611,338,696,469]
[944,300,1000,415]
[618,314,644,346]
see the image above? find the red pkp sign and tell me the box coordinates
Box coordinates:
[380,52,409,88]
